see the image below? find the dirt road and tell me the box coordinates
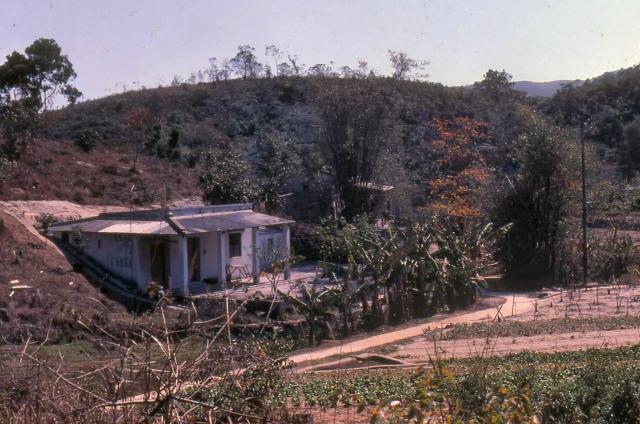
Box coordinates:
[289,293,538,366]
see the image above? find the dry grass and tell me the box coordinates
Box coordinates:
[0,138,199,205]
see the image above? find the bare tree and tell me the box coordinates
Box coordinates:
[207,57,219,81]
[170,75,182,86]
[265,44,282,76]
[355,60,369,79]
[277,62,293,77]
[340,66,354,78]
[287,54,304,76]
[126,108,157,172]
[220,58,232,80]
[388,49,429,80]
[307,63,332,77]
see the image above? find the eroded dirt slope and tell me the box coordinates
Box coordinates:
[0,210,135,343]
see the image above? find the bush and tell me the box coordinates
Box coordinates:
[73,130,101,152]
[72,192,84,204]
[101,164,118,175]
[35,213,57,235]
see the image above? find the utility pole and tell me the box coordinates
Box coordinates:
[580,120,588,287]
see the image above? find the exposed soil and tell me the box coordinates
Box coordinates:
[290,293,538,368]
[0,209,136,343]
[0,138,200,205]
[391,326,640,361]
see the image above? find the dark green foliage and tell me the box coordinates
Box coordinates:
[0,38,80,158]
[545,64,640,175]
[256,130,295,213]
[42,76,504,222]
[73,129,101,152]
[623,116,640,175]
[317,80,392,218]
[493,114,575,284]
[0,38,81,111]
[0,154,13,183]
[198,146,257,204]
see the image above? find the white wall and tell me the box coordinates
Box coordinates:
[257,230,284,268]
[53,226,289,291]
[198,232,218,281]
[71,232,137,282]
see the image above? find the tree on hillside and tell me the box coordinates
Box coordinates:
[472,69,527,168]
[622,116,640,175]
[387,50,428,80]
[0,38,81,112]
[473,69,521,103]
[265,45,282,77]
[230,45,263,80]
[307,64,333,77]
[0,154,14,186]
[317,81,392,218]
[126,108,158,172]
[198,145,257,204]
[426,117,492,218]
[256,131,294,213]
[493,114,576,284]
[287,54,304,76]
[0,38,81,159]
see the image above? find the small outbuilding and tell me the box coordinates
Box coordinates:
[50,203,293,296]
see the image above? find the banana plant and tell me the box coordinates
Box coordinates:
[278,283,338,346]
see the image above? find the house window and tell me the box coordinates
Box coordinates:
[229,232,242,258]
[97,239,101,249]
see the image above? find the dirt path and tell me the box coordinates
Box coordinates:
[289,293,538,366]
[387,327,640,361]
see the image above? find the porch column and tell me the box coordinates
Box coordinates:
[252,227,260,284]
[218,231,227,291]
[282,224,291,280]
[177,235,189,296]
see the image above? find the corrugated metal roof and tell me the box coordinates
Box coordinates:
[175,210,294,234]
[50,206,294,236]
[50,219,177,235]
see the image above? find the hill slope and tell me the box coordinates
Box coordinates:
[513,80,582,97]
[0,210,134,343]
[2,77,490,211]
[0,138,199,205]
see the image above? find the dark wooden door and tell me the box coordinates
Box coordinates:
[149,242,167,288]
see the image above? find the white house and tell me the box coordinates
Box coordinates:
[49,204,293,296]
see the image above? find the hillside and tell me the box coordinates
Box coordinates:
[0,210,134,343]
[20,78,506,212]
[0,137,199,205]
[544,65,640,175]
[513,79,582,97]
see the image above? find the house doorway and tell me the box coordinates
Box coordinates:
[187,237,200,283]
[149,241,168,289]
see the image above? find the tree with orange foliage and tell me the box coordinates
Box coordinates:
[426,117,492,218]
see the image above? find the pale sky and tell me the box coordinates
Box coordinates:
[2,0,640,102]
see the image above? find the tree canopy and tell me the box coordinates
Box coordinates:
[0,38,81,111]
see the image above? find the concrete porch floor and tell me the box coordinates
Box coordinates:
[188,261,321,299]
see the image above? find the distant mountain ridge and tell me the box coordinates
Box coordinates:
[512,79,582,97]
